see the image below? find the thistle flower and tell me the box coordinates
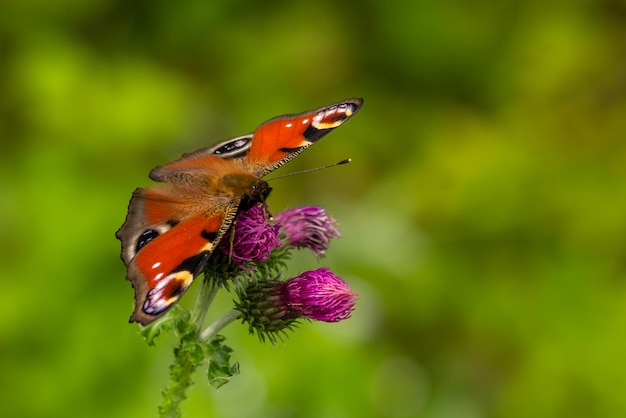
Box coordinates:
[222,205,282,268]
[283,268,356,322]
[274,206,340,257]
[237,268,357,342]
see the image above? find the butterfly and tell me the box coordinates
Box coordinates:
[116,98,363,325]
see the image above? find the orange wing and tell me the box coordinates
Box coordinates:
[116,185,238,325]
[245,98,363,176]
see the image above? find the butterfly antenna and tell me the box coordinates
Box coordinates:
[267,158,352,182]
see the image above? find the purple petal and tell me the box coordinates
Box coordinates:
[274,206,340,257]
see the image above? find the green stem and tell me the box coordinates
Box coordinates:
[158,335,201,418]
[200,309,242,341]
[158,274,220,418]
[190,275,219,330]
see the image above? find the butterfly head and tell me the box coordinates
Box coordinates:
[240,179,272,210]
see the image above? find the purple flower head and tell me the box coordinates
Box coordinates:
[222,205,282,268]
[236,268,356,342]
[274,206,340,257]
[281,268,356,322]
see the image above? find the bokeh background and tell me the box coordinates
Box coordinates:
[2,1,626,417]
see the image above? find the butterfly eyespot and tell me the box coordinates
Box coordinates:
[214,139,248,154]
[341,101,359,114]
[136,229,160,253]
[144,271,194,315]
[207,135,253,158]
[312,111,349,130]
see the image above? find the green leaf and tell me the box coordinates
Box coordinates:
[204,335,240,389]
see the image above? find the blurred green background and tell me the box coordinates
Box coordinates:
[2,1,626,417]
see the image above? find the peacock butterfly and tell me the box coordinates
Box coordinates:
[116,98,363,325]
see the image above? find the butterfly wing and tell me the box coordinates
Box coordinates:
[117,98,363,325]
[169,98,363,175]
[116,171,241,325]
[245,98,363,176]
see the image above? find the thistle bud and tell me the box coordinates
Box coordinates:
[237,268,357,342]
[283,268,356,322]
